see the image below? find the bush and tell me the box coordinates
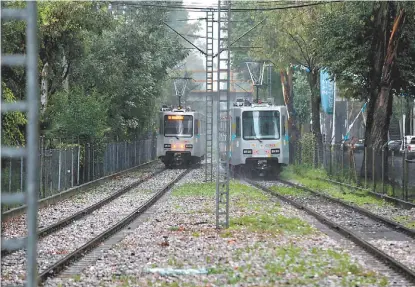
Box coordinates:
[297,132,317,166]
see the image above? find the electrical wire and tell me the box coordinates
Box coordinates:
[115,1,342,12]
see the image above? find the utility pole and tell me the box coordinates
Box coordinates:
[216,0,231,229]
[205,9,214,183]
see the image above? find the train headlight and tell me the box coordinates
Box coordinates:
[271,149,280,154]
[185,144,193,149]
[243,149,252,155]
[164,144,171,148]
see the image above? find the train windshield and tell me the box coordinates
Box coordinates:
[242,111,280,140]
[164,115,193,137]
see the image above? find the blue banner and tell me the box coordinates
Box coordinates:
[320,69,335,114]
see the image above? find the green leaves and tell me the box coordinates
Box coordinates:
[1,83,27,146]
[46,86,108,141]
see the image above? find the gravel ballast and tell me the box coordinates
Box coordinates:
[260,179,415,276]
[1,161,164,239]
[1,168,185,286]
[44,167,413,287]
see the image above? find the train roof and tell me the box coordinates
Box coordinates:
[231,104,286,111]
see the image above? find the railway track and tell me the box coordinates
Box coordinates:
[1,168,166,257]
[1,168,191,286]
[242,176,415,284]
[318,177,415,209]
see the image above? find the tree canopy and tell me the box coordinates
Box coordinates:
[2,1,195,144]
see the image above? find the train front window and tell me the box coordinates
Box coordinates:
[242,111,280,140]
[164,115,193,138]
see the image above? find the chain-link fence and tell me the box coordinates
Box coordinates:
[293,140,415,202]
[1,135,157,212]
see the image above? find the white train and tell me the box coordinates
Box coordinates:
[157,106,206,167]
[228,99,289,177]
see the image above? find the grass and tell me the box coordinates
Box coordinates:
[393,215,415,229]
[262,245,388,286]
[281,165,392,208]
[72,274,81,282]
[230,214,315,236]
[172,180,269,201]
[203,244,388,287]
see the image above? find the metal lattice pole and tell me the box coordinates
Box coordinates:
[205,9,214,182]
[216,0,231,229]
[1,2,39,286]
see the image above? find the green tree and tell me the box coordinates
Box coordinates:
[45,87,108,142]
[314,2,415,150]
[1,83,27,146]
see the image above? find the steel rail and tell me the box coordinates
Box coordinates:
[1,168,165,257]
[244,178,415,283]
[277,178,415,239]
[2,159,159,220]
[38,168,191,283]
[316,177,415,209]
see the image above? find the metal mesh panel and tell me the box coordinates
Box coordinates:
[2,136,157,213]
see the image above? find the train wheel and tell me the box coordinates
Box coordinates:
[267,165,280,180]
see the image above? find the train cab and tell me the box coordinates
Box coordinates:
[157,106,205,167]
[229,99,289,177]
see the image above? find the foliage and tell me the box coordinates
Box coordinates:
[1,83,27,146]
[292,71,311,125]
[296,132,317,166]
[44,86,108,141]
[313,2,415,150]
[2,1,195,142]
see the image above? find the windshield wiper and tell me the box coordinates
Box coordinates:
[254,137,262,143]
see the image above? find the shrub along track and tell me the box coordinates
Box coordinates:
[1,168,191,286]
[240,175,415,284]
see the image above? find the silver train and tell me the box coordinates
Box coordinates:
[156,106,206,167]
[227,99,289,177]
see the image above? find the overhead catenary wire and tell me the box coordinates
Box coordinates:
[115,1,342,12]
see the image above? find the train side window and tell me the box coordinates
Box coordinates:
[236,117,241,137]
[195,119,199,135]
[282,115,286,136]
[159,117,163,134]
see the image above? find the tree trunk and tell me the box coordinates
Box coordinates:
[307,68,323,167]
[40,63,49,114]
[280,67,300,164]
[362,3,406,180]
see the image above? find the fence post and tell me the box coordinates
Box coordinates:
[364,146,367,189]
[381,147,385,194]
[125,141,127,170]
[329,144,333,175]
[135,138,137,166]
[115,142,118,172]
[391,151,395,197]
[64,148,68,190]
[58,148,62,192]
[372,147,375,192]
[20,156,24,192]
[92,143,95,180]
[40,136,44,195]
[71,146,74,188]
[77,141,80,186]
[402,146,405,199]
[404,150,408,201]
